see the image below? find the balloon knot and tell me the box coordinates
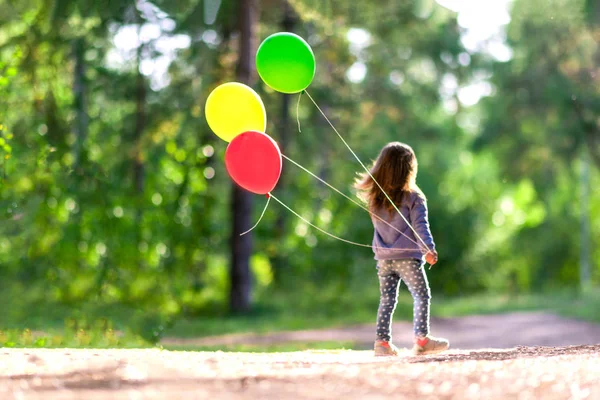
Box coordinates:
[266,193,271,199]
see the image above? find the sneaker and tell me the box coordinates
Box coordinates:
[412,335,449,355]
[374,340,400,356]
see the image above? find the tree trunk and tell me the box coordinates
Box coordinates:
[229,0,258,313]
[585,0,600,169]
[272,1,296,284]
[314,103,331,212]
[72,37,88,293]
[133,37,146,194]
[580,149,591,292]
[73,38,88,169]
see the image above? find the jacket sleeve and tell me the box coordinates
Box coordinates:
[409,193,436,253]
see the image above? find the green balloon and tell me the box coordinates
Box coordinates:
[256,32,316,94]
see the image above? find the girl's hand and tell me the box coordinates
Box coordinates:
[426,250,438,266]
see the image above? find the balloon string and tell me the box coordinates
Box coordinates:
[281,154,422,249]
[269,193,419,252]
[240,195,271,236]
[296,91,303,133]
[303,90,432,254]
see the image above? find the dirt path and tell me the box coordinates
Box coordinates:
[162,312,600,349]
[1,313,599,399]
[1,346,599,399]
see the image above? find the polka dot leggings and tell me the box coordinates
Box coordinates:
[376,259,431,341]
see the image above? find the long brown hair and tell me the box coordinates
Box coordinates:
[354,142,420,215]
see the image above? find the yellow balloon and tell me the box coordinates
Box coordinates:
[205,82,267,142]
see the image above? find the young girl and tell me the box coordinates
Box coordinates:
[355,142,449,356]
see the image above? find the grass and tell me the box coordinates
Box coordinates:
[2,283,599,351]
[0,327,152,349]
[0,285,163,348]
[164,289,600,340]
[162,341,357,353]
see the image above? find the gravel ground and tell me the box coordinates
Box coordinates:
[1,345,599,400]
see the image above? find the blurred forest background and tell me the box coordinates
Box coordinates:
[0,0,599,348]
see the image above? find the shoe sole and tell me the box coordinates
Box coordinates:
[413,345,450,356]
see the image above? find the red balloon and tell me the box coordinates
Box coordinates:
[225,131,282,194]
